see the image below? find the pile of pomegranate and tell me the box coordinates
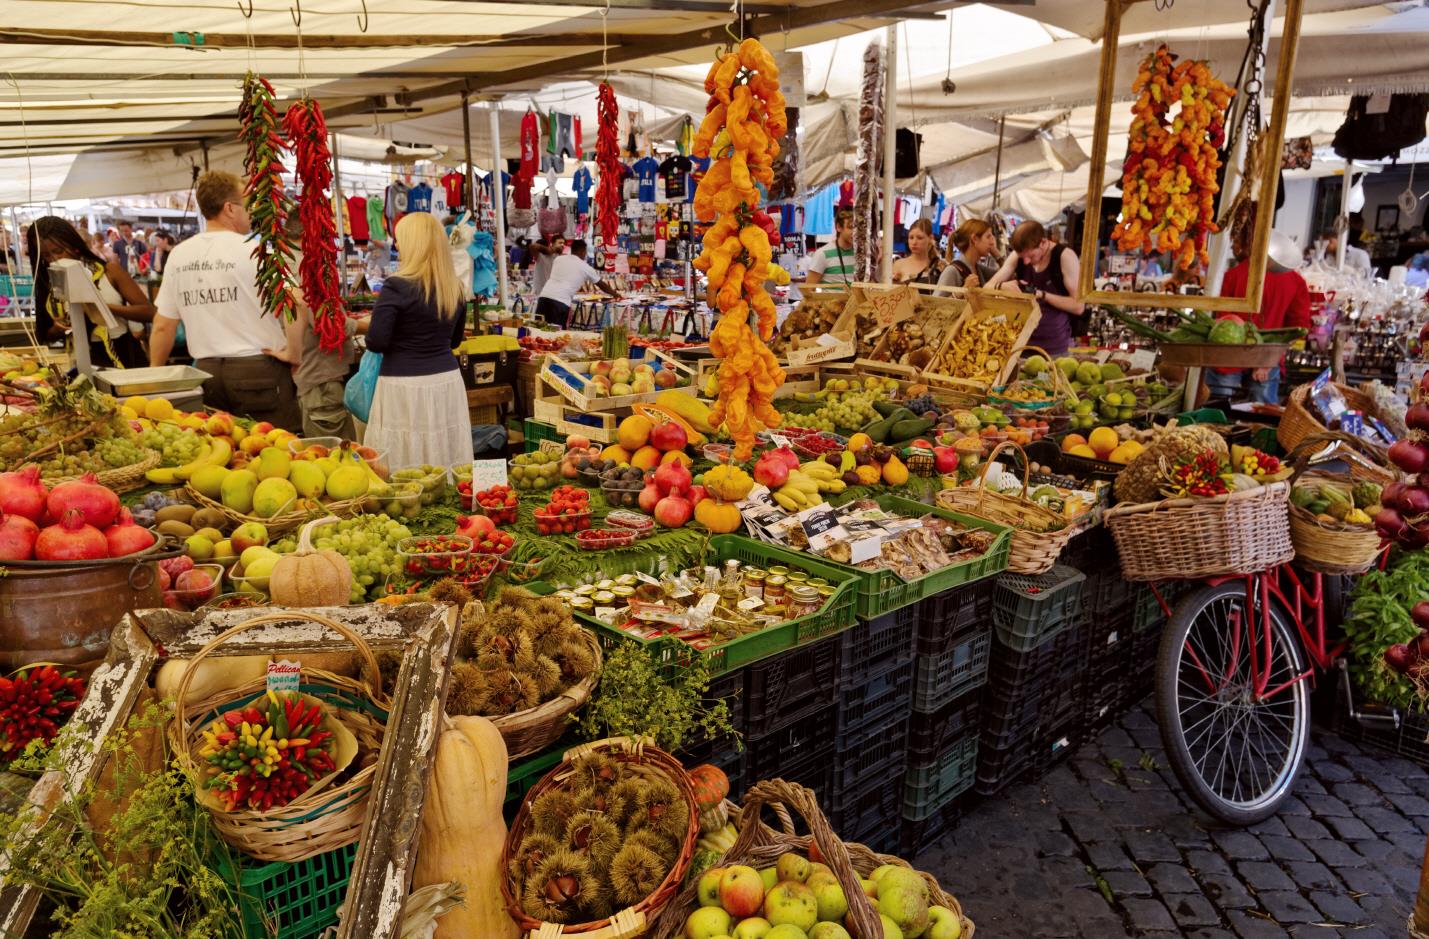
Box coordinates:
[0,465,155,561]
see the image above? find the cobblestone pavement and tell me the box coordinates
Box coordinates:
[916,703,1427,938]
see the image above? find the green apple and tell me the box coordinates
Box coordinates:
[684,906,733,939]
[926,906,962,939]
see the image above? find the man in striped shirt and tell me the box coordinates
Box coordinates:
[806,208,856,285]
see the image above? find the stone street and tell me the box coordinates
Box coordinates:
[917,703,1427,938]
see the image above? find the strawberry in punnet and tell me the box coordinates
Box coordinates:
[473,484,519,524]
[472,530,514,556]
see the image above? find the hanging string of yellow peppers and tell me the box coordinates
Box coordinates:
[1113,44,1235,271]
[692,37,792,462]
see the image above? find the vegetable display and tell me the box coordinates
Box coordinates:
[0,665,86,760]
[283,97,348,352]
[1379,376,1429,548]
[693,38,790,461]
[237,72,297,323]
[196,691,337,812]
[1112,44,1234,271]
[595,82,621,259]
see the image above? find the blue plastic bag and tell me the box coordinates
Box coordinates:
[344,351,383,424]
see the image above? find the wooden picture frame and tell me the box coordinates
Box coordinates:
[1076,0,1305,313]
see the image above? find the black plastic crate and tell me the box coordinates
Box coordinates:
[837,657,914,738]
[911,626,991,713]
[1082,569,1134,619]
[1062,525,1113,570]
[983,672,1083,749]
[833,714,909,794]
[992,566,1086,653]
[985,616,1090,704]
[830,745,904,839]
[744,635,840,737]
[917,581,994,655]
[899,799,964,858]
[974,720,1079,796]
[838,606,918,687]
[908,687,982,765]
[744,705,836,796]
[745,745,833,804]
[854,820,902,857]
[902,734,978,819]
[1132,584,1170,633]
[1086,610,1134,671]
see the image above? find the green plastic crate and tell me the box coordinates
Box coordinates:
[828,493,1013,618]
[1174,407,1230,425]
[523,418,562,452]
[902,734,979,821]
[214,842,356,939]
[505,742,566,822]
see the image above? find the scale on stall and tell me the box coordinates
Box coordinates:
[46,258,210,410]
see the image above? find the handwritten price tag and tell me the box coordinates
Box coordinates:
[470,459,508,489]
[266,660,301,695]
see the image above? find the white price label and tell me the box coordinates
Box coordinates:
[769,434,793,449]
[471,459,508,489]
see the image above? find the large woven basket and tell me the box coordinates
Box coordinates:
[1285,431,1393,575]
[184,483,365,535]
[937,440,1076,574]
[1278,381,1385,454]
[652,779,974,939]
[501,736,700,939]
[168,610,389,863]
[1105,481,1293,581]
[44,448,160,493]
[489,626,602,760]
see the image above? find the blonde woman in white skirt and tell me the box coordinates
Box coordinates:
[362,212,474,470]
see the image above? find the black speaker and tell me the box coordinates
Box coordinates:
[895,128,922,179]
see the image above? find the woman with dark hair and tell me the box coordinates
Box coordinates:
[26,215,154,367]
[891,218,946,285]
[936,218,1000,293]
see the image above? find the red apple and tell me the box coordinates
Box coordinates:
[648,420,689,452]
[718,866,766,919]
[654,495,693,527]
[566,434,591,451]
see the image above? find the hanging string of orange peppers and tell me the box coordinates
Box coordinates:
[238,72,298,322]
[1112,45,1235,271]
[692,37,793,461]
[284,98,349,352]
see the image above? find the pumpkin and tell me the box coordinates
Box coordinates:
[694,498,742,534]
[703,464,754,502]
[413,714,520,939]
[688,763,730,809]
[269,515,352,607]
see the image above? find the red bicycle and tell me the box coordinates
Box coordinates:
[1154,563,1352,825]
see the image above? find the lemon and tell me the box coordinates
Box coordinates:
[144,398,176,421]
[124,395,149,414]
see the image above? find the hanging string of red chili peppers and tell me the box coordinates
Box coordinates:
[595,82,622,263]
[238,72,298,323]
[283,98,348,353]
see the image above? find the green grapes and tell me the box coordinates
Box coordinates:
[138,423,203,467]
[273,514,412,602]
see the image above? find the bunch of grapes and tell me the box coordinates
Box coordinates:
[273,514,412,602]
[94,434,146,468]
[139,424,203,467]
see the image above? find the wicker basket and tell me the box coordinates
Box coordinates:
[1105,481,1294,581]
[1285,431,1392,575]
[183,483,365,535]
[169,610,389,863]
[44,448,160,493]
[501,736,700,939]
[652,779,974,939]
[937,440,1076,574]
[489,626,602,760]
[1278,381,1386,454]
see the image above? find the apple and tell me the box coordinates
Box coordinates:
[240,435,268,456]
[759,867,779,892]
[807,871,847,922]
[251,421,275,436]
[765,926,808,939]
[732,918,773,939]
[776,853,811,884]
[205,413,234,437]
[566,434,592,451]
[808,863,832,880]
[655,369,678,388]
[684,905,732,939]
[808,924,852,939]
[230,522,269,553]
[649,420,689,452]
[927,906,962,939]
[590,360,614,378]
[718,866,766,919]
[764,881,817,932]
[696,867,727,907]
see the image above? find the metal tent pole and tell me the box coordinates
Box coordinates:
[880,24,897,284]
[462,92,476,214]
[1337,161,1352,269]
[330,132,348,295]
[489,102,510,309]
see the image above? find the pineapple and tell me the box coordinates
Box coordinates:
[1114,426,1229,504]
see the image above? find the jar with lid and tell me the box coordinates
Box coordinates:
[786,584,821,618]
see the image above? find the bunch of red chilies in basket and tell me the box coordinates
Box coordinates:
[283,98,349,353]
[595,82,622,258]
[238,72,298,323]
[198,691,336,813]
[0,665,86,761]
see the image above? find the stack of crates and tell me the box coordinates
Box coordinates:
[1081,539,1138,731]
[827,607,918,855]
[674,668,748,798]
[898,581,994,856]
[976,565,1089,796]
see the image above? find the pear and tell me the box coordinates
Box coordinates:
[288,461,327,500]
[220,469,259,514]
[252,477,298,518]
[254,446,292,481]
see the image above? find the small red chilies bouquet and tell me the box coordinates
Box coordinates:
[0,665,86,760]
[198,690,337,812]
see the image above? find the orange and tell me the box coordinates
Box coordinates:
[630,445,662,470]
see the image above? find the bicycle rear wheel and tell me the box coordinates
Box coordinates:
[1156,580,1310,825]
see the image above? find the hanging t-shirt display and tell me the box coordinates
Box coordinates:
[366,196,385,241]
[512,174,533,210]
[621,162,638,202]
[440,171,466,209]
[431,185,449,217]
[573,116,582,157]
[572,165,593,215]
[384,181,409,237]
[407,182,432,213]
[659,154,692,201]
[632,156,660,203]
[520,110,540,180]
[480,170,511,201]
[688,156,710,204]
[346,194,370,241]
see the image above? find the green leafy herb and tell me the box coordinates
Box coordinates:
[578,643,739,754]
[1344,548,1429,710]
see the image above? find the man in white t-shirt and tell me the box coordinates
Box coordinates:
[150,171,301,430]
[534,239,618,328]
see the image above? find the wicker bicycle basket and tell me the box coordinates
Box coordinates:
[1278,381,1386,455]
[489,625,602,761]
[652,779,974,939]
[1104,481,1294,581]
[1285,431,1394,575]
[501,736,701,939]
[44,448,161,493]
[168,610,389,863]
[937,440,1076,574]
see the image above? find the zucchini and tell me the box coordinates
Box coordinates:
[889,418,935,442]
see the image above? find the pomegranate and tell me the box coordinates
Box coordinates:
[1390,439,1429,475]
[455,514,495,539]
[104,508,157,557]
[35,509,109,561]
[653,459,692,497]
[160,555,194,579]
[0,464,48,522]
[654,495,693,528]
[768,447,801,471]
[648,421,689,452]
[638,481,662,514]
[46,473,119,529]
[0,513,38,560]
[753,451,791,488]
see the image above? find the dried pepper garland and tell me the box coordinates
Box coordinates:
[284,97,349,352]
[238,72,298,323]
[197,690,336,812]
[0,664,86,760]
[692,38,791,461]
[1113,44,1235,271]
[595,82,622,261]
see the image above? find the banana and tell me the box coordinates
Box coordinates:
[818,478,847,494]
[145,466,181,485]
[800,461,837,479]
[773,491,801,512]
[786,472,820,496]
[205,437,232,468]
[172,439,213,481]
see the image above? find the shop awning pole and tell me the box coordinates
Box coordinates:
[1337,161,1352,269]
[489,102,510,310]
[330,132,347,295]
[461,91,476,219]
[880,24,897,284]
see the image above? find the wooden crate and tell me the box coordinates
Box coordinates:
[0,604,459,939]
[515,357,545,418]
[467,384,513,427]
[691,358,822,400]
[539,346,693,412]
[923,287,1041,390]
[533,393,620,443]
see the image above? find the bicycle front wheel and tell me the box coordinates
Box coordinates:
[1156,580,1310,825]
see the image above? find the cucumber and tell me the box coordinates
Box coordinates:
[865,418,895,443]
[889,418,935,442]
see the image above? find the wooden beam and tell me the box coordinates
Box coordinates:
[0,26,635,49]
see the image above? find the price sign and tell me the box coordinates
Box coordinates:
[1128,348,1158,372]
[796,505,843,552]
[538,440,565,458]
[849,534,885,564]
[769,433,793,449]
[266,660,301,695]
[470,459,508,490]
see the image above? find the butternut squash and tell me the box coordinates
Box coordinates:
[155,652,358,702]
[413,714,520,939]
